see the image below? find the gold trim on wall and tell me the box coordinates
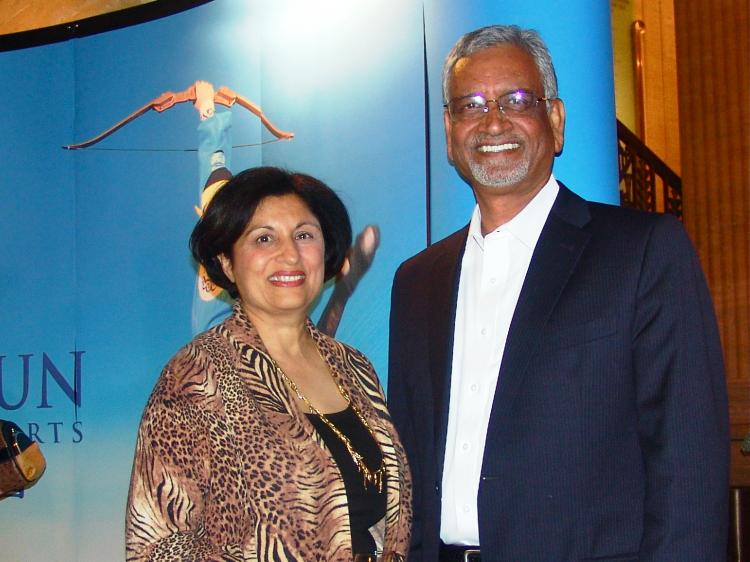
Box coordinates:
[631,20,646,139]
[0,0,156,35]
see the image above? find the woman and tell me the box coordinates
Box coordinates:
[125,167,411,561]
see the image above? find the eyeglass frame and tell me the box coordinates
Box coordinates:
[443,89,555,121]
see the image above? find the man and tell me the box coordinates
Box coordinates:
[388,24,729,561]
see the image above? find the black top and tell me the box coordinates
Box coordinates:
[307,405,386,554]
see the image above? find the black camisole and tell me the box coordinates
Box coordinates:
[306,405,387,554]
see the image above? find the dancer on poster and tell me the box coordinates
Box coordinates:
[190,81,380,336]
[66,80,380,337]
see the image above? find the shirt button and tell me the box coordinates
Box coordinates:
[470,383,479,392]
[490,277,496,284]
[463,505,471,513]
[480,328,487,336]
[462,442,470,451]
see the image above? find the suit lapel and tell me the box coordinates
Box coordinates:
[427,227,468,468]
[490,185,592,420]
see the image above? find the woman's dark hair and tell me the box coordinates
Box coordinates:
[190,166,352,299]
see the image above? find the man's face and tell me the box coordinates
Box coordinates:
[444,44,565,198]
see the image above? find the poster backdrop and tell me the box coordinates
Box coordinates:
[0,0,615,559]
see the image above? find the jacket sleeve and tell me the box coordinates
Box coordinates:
[125,356,230,562]
[387,263,425,560]
[633,214,729,560]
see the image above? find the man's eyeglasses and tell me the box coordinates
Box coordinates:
[444,90,552,121]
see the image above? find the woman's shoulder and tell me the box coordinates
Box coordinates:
[331,335,369,363]
[155,327,234,402]
[313,326,372,368]
[313,326,382,390]
[167,324,229,365]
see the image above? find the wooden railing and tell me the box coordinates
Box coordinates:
[617,119,682,219]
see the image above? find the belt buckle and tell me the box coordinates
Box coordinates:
[463,549,481,562]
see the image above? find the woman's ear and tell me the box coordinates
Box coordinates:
[217,253,235,283]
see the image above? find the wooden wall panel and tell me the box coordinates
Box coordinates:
[675,1,750,485]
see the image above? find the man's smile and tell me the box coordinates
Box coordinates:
[477,142,521,153]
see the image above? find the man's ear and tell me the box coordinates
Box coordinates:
[217,253,235,283]
[548,98,566,154]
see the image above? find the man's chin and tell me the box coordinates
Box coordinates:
[468,163,529,190]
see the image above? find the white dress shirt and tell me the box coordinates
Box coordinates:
[440,176,559,545]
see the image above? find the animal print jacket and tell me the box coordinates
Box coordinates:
[125,304,412,561]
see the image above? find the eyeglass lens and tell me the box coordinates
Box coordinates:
[448,90,540,120]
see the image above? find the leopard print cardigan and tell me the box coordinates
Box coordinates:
[125,304,412,561]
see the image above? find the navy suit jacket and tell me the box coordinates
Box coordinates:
[388,184,729,561]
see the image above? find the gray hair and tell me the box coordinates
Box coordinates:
[442,24,559,103]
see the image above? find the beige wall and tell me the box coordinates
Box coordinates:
[610,0,637,133]
[610,0,680,174]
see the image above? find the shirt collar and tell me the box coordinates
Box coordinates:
[468,174,559,251]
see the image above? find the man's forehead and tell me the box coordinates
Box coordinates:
[455,44,529,69]
[449,45,541,90]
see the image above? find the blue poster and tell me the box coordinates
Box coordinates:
[0,0,616,559]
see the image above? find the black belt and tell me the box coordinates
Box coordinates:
[439,543,481,562]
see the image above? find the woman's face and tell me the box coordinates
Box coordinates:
[219,193,325,321]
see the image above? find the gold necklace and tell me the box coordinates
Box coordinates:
[275,361,386,493]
